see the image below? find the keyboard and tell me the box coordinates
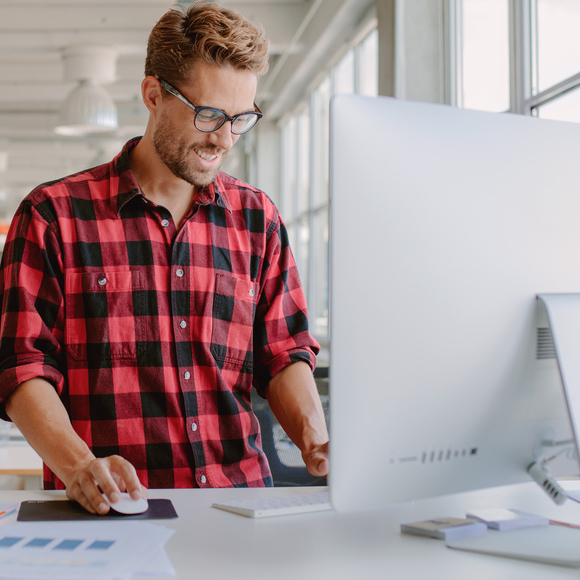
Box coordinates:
[211,490,332,518]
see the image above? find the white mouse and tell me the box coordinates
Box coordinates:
[106,492,149,515]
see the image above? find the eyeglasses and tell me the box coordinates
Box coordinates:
[159,79,263,135]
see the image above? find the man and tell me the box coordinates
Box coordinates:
[0,1,328,514]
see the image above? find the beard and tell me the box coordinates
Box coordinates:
[153,114,228,188]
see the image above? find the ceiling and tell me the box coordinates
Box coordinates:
[0,0,374,220]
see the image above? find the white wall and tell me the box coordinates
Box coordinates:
[377,0,447,102]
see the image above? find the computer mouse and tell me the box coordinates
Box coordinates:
[106,492,149,515]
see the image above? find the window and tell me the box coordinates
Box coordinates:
[455,0,580,122]
[277,2,580,359]
[358,30,379,97]
[455,0,510,112]
[280,28,378,352]
[531,0,580,121]
[535,86,580,123]
[533,0,580,95]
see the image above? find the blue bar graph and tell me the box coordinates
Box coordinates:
[87,540,115,550]
[24,538,53,548]
[53,539,84,551]
[0,537,23,548]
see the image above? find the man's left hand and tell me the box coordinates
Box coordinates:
[302,441,329,477]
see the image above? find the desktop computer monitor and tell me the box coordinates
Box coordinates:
[329,95,580,513]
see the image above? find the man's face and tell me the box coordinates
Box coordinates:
[153,61,258,188]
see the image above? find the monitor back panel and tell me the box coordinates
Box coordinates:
[329,95,580,512]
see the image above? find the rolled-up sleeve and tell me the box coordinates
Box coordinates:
[0,198,66,414]
[253,211,319,394]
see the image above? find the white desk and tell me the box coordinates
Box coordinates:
[3,482,580,579]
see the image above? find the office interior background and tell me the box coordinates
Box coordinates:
[1,0,578,365]
[0,0,576,426]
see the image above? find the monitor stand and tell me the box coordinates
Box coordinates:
[533,294,580,502]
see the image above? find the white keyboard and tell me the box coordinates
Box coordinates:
[212,491,332,518]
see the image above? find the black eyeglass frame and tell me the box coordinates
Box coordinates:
[158,78,263,135]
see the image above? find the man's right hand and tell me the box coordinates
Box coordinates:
[64,455,148,514]
[5,378,147,514]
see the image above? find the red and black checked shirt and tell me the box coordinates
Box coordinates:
[0,137,319,490]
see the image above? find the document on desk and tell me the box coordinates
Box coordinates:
[0,520,175,579]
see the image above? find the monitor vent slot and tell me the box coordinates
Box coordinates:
[395,447,478,465]
[419,447,477,464]
[537,327,556,360]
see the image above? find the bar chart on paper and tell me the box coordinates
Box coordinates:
[0,520,175,579]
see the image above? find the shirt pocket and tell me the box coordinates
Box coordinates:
[65,269,149,361]
[210,273,258,369]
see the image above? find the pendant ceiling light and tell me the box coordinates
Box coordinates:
[55,80,118,136]
[55,45,119,136]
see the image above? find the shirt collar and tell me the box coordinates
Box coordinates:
[111,137,232,215]
[112,137,141,215]
[197,179,232,212]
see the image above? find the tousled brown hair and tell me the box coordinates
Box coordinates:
[145,1,270,85]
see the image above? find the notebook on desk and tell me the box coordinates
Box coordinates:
[446,525,580,567]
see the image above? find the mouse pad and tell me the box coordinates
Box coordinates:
[17,499,178,522]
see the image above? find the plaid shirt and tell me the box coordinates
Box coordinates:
[0,138,319,490]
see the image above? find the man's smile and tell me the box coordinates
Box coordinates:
[194,148,219,162]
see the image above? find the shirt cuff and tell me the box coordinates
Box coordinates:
[254,346,319,398]
[0,361,64,420]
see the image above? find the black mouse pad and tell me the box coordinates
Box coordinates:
[17,498,178,521]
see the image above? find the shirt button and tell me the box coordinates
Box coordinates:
[200,475,207,484]
[191,422,198,432]
[98,277,107,286]
[249,288,255,297]
[184,371,191,380]
[176,268,184,277]
[161,219,170,227]
[179,320,187,329]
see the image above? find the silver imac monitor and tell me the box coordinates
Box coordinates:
[329,94,580,513]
